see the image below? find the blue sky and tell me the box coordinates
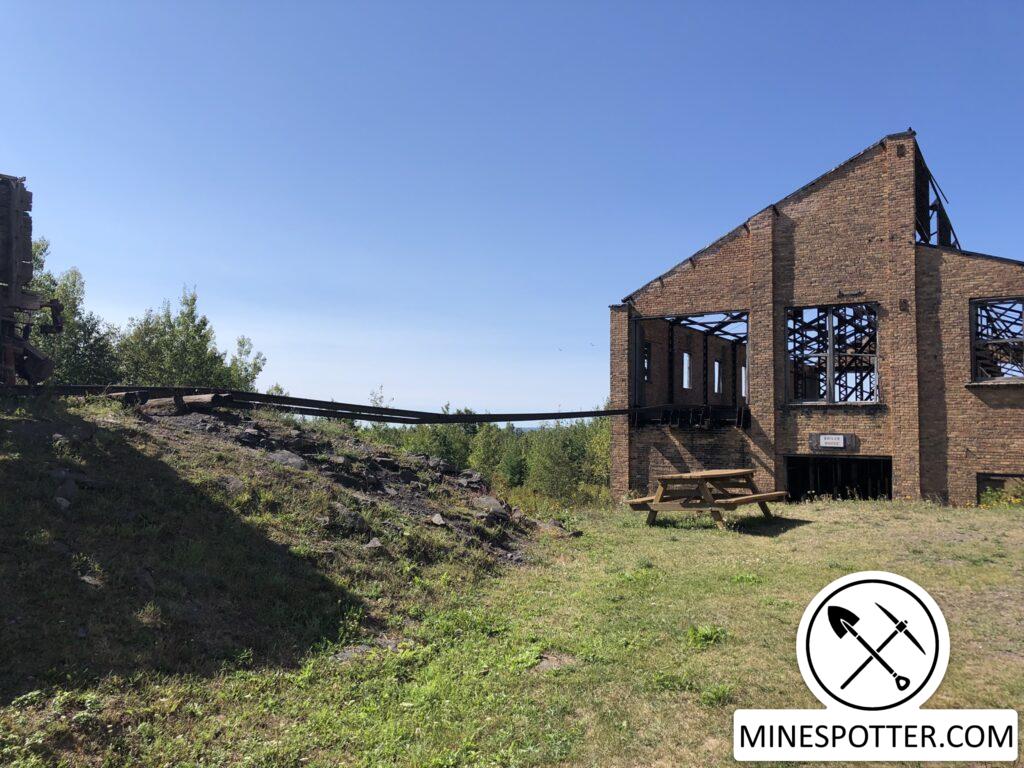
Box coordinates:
[5,2,1023,410]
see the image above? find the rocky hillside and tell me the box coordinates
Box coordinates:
[0,395,556,707]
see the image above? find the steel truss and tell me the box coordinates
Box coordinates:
[973,298,1024,381]
[631,311,750,428]
[787,304,877,403]
[915,150,961,250]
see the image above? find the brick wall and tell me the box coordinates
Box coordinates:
[609,133,1024,504]
[610,305,631,496]
[630,425,755,494]
[915,245,1024,505]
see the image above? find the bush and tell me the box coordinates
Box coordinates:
[497,427,528,487]
[469,423,507,482]
[979,478,1024,507]
[356,392,612,509]
[400,406,477,470]
[526,423,586,502]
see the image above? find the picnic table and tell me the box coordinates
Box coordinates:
[626,468,786,529]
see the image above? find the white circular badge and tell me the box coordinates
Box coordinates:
[796,571,949,711]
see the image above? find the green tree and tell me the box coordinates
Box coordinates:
[526,422,587,502]
[581,416,611,487]
[497,426,528,487]
[118,288,265,389]
[29,239,120,384]
[401,404,477,469]
[469,422,508,481]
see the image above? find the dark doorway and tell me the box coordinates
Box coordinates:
[786,455,892,501]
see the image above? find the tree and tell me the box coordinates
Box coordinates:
[526,422,586,502]
[401,404,477,469]
[29,240,120,384]
[581,416,611,488]
[118,288,265,389]
[469,422,508,482]
[497,425,528,487]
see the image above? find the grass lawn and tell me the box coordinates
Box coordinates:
[2,403,1022,766]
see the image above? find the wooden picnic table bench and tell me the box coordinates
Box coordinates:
[626,468,786,529]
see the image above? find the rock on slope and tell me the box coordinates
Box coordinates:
[0,396,537,702]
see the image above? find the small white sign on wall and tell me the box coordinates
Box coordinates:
[819,434,846,449]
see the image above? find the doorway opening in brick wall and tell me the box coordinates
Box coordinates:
[631,310,748,427]
[785,455,892,501]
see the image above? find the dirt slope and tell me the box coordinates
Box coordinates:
[0,396,538,706]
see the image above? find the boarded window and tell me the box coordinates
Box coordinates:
[787,304,878,403]
[682,351,691,389]
[972,298,1024,382]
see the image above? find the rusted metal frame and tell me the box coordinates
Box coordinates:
[825,309,837,402]
[787,304,878,403]
[928,174,960,249]
[973,339,1024,379]
[971,298,1024,380]
[667,324,674,404]
[0,384,643,424]
[731,340,738,406]
[970,301,981,381]
[673,311,748,342]
[702,331,709,407]
[786,307,828,401]
[914,155,961,250]
[833,355,877,402]
[975,299,1023,340]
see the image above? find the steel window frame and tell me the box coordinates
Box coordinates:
[970,296,1024,382]
[786,302,879,405]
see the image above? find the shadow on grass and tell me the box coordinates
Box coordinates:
[649,516,718,530]
[732,514,812,537]
[0,402,361,704]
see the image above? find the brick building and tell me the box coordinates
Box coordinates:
[610,131,1024,506]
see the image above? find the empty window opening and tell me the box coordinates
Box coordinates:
[977,473,1024,504]
[972,298,1024,382]
[787,304,877,403]
[632,311,748,413]
[786,456,892,501]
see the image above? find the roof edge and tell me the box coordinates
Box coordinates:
[916,242,1024,268]
[620,130,918,304]
[621,224,747,303]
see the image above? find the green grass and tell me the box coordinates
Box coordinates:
[2,400,1023,766]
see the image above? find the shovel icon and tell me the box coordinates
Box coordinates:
[827,605,910,691]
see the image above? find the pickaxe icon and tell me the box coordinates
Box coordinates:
[827,603,926,692]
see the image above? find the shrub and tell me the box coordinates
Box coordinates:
[469,423,508,482]
[979,478,1024,507]
[526,423,586,502]
[497,430,528,487]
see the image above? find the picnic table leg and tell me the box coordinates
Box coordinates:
[744,475,774,518]
[698,480,727,530]
[646,481,666,526]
